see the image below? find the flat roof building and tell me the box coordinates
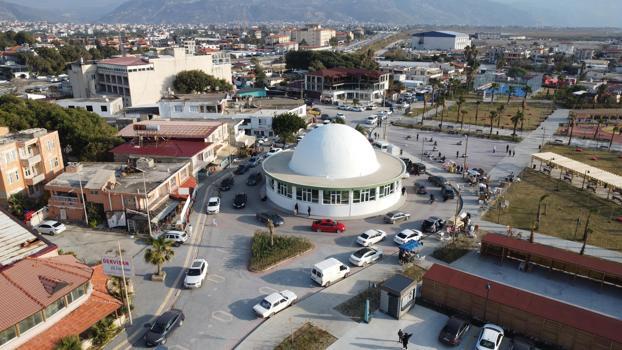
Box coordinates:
[412,31,471,51]
[304,68,389,104]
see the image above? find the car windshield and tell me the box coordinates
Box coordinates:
[187,268,201,276]
[398,232,407,238]
[208,200,218,206]
[479,339,495,349]
[151,321,166,334]
[353,249,369,258]
[423,219,434,226]
[360,233,369,239]
[259,299,272,309]
[52,222,63,227]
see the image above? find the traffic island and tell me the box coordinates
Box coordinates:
[150,272,166,281]
[274,322,336,350]
[248,231,313,272]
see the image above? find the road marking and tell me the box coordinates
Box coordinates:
[259,286,279,295]
[211,310,234,323]
[206,274,225,283]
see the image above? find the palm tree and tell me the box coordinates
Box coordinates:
[593,116,603,140]
[266,218,275,247]
[55,336,82,350]
[490,82,499,103]
[474,100,481,126]
[567,114,576,146]
[496,104,505,129]
[91,318,117,347]
[520,85,532,131]
[506,85,515,105]
[511,110,523,137]
[430,78,439,107]
[595,83,607,108]
[144,236,175,277]
[421,92,427,125]
[455,95,465,123]
[439,95,447,129]
[489,111,498,136]
[609,125,620,150]
[460,110,468,130]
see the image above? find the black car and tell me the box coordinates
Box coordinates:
[246,172,263,186]
[438,316,470,346]
[401,157,413,168]
[410,162,426,175]
[428,175,447,187]
[421,216,446,233]
[234,164,250,175]
[441,185,455,201]
[144,309,185,346]
[256,212,285,226]
[219,176,234,191]
[233,193,248,209]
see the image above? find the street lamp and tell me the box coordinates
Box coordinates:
[483,283,492,321]
[581,170,591,190]
[462,134,469,178]
[137,168,153,238]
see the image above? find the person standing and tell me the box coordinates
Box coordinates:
[294,203,299,216]
[307,206,311,217]
[493,146,496,153]
[416,134,419,141]
[397,329,404,343]
[456,150,459,158]
[402,332,413,349]
[506,144,510,153]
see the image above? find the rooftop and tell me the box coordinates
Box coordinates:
[160,92,229,103]
[111,140,211,158]
[98,56,150,66]
[412,31,469,38]
[241,97,306,110]
[117,120,223,140]
[45,161,187,194]
[0,128,50,145]
[0,208,56,268]
[306,68,384,80]
[57,96,122,103]
[532,152,622,190]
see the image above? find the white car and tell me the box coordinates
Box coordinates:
[349,247,383,266]
[184,259,208,288]
[206,197,220,214]
[160,230,189,246]
[266,147,283,157]
[253,290,297,318]
[36,220,66,235]
[393,229,424,245]
[356,229,387,246]
[476,324,504,350]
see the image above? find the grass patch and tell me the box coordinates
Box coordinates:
[392,121,521,142]
[248,231,313,272]
[432,238,475,263]
[482,169,622,251]
[334,285,381,320]
[275,322,337,350]
[432,101,554,131]
[402,264,427,281]
[542,144,622,176]
[406,108,425,117]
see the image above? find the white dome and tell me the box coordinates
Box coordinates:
[289,124,379,179]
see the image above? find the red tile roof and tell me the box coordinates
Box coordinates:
[98,56,150,66]
[117,120,222,140]
[307,67,383,79]
[482,233,622,280]
[423,264,622,344]
[0,255,92,331]
[19,265,122,350]
[111,140,211,158]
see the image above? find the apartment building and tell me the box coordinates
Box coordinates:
[0,128,64,201]
[68,47,232,107]
[55,96,124,119]
[304,68,390,104]
[292,25,336,48]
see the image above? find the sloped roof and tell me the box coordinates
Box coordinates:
[0,208,56,267]
[117,120,222,140]
[111,140,211,158]
[0,255,92,331]
[531,152,622,190]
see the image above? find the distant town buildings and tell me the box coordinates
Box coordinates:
[292,25,336,48]
[411,31,471,51]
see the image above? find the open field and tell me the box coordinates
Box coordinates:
[483,169,622,251]
[434,101,554,131]
[542,144,622,176]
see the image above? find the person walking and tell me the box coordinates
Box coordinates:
[513,149,516,157]
[294,203,299,216]
[397,329,404,343]
[401,332,413,349]
[401,187,406,196]
[493,146,496,153]
[307,206,311,217]
[456,150,459,158]
[416,133,419,141]
[506,144,510,153]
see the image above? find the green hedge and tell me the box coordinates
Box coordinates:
[249,232,313,272]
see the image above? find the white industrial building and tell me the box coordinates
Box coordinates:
[411,31,471,51]
[55,96,124,119]
[68,48,231,107]
[262,124,405,218]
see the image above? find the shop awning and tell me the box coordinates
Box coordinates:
[531,152,622,191]
[150,199,180,224]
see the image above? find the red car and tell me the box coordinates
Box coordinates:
[311,219,346,233]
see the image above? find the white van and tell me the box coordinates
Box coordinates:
[373,140,390,151]
[310,258,350,287]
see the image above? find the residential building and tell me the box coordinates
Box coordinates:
[68,47,232,107]
[292,25,336,48]
[304,68,390,104]
[583,59,610,72]
[411,31,471,51]
[0,128,64,201]
[55,96,124,120]
[45,159,195,231]
[380,62,444,86]
[113,120,229,174]
[265,34,290,46]
[158,93,230,118]
[182,39,196,55]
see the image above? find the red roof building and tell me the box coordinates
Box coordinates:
[111,140,212,159]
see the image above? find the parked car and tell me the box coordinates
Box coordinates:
[36,220,67,235]
[428,175,448,187]
[383,211,411,224]
[252,290,297,318]
[438,316,471,346]
[366,115,378,125]
[233,193,248,209]
[351,106,364,112]
[266,147,283,157]
[144,309,185,346]
[220,176,235,191]
[337,104,349,110]
[256,212,285,226]
[409,162,426,174]
[311,219,346,233]
[160,230,189,246]
[311,258,350,286]
[349,247,383,266]
[183,258,208,288]
[401,157,413,168]
[476,324,504,350]
[206,197,220,214]
[246,172,263,186]
[421,216,446,233]
[234,164,250,175]
[394,229,424,245]
[441,185,455,201]
[356,229,387,246]
[510,336,535,350]
[248,156,261,167]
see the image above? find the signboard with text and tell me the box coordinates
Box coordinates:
[102,256,134,277]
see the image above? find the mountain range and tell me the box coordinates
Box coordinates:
[1,0,621,27]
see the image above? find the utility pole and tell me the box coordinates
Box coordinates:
[117,241,133,325]
[579,212,591,255]
[462,134,469,178]
[77,169,89,226]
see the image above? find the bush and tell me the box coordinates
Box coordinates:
[55,335,81,350]
[249,231,313,272]
[432,238,474,263]
[275,322,336,350]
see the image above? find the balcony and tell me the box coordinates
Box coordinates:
[25,173,45,186]
[20,153,42,167]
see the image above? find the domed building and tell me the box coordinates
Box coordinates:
[262,124,406,218]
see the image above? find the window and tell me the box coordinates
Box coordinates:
[296,187,319,203]
[379,183,395,198]
[86,105,93,112]
[189,105,199,113]
[353,188,376,203]
[17,312,43,334]
[174,105,183,113]
[23,167,31,177]
[277,182,291,198]
[47,140,55,151]
[323,190,349,204]
[7,170,19,184]
[100,105,108,112]
[67,283,88,304]
[0,326,16,346]
[50,157,59,169]
[44,297,66,318]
